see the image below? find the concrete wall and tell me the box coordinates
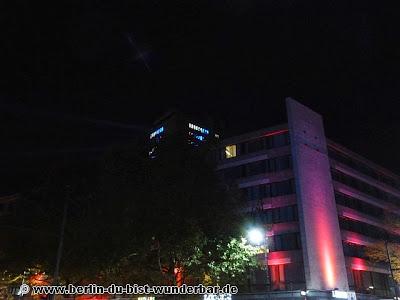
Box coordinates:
[286,98,349,291]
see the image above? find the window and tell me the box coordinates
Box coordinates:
[335,192,383,218]
[261,205,299,224]
[339,217,389,240]
[343,242,366,258]
[329,146,400,190]
[352,270,390,297]
[222,165,244,181]
[239,132,290,155]
[240,142,247,155]
[244,179,295,201]
[265,132,290,149]
[371,272,390,295]
[263,179,295,198]
[273,133,288,148]
[270,265,286,290]
[331,169,400,205]
[246,185,261,201]
[276,155,291,171]
[247,160,266,176]
[270,232,301,251]
[353,270,363,292]
[221,155,292,178]
[225,145,237,158]
[248,138,264,153]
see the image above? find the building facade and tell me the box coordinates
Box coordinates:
[148,110,219,157]
[217,99,400,298]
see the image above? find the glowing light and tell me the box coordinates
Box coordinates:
[247,228,264,245]
[225,145,236,158]
[323,246,335,288]
[150,127,164,139]
[268,251,291,265]
[188,123,209,134]
[314,211,337,289]
[311,208,340,289]
[343,234,366,246]
[195,135,204,141]
[268,258,290,265]
[29,273,48,285]
[300,290,308,296]
[263,129,289,137]
[351,257,369,271]
[332,290,348,298]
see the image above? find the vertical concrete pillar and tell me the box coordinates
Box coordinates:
[286,98,349,291]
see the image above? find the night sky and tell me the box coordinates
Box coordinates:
[2,1,400,192]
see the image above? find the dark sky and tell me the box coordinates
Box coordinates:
[2,1,400,191]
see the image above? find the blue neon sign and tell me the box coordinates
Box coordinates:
[150,127,164,139]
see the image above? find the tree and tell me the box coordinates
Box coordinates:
[0,139,261,288]
[93,139,260,285]
[0,161,100,299]
[365,241,400,282]
[206,238,261,285]
[364,213,400,283]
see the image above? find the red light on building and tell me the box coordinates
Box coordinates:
[351,257,368,271]
[313,201,339,289]
[268,252,291,265]
[323,246,335,288]
[263,129,289,137]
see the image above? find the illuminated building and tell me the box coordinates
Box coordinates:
[148,110,219,157]
[217,98,400,298]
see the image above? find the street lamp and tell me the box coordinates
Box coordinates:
[247,227,265,246]
[246,227,269,292]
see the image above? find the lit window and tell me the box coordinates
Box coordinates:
[225,145,237,158]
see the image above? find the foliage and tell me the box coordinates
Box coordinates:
[0,139,260,286]
[0,266,47,300]
[365,241,400,282]
[364,213,400,283]
[206,238,261,285]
